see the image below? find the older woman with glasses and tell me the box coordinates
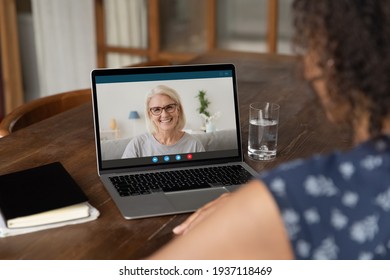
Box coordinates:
[122,85,205,158]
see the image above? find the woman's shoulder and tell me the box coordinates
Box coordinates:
[178,132,205,151]
[182,132,204,145]
[260,136,390,183]
[180,132,197,142]
[259,137,390,259]
[129,133,153,145]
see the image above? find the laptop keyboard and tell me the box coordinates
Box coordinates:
[109,165,253,197]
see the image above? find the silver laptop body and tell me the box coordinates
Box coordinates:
[91,64,257,219]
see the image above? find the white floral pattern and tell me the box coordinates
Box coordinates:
[374,244,386,256]
[296,239,311,258]
[339,162,355,180]
[313,237,339,260]
[375,140,387,151]
[304,175,338,197]
[375,187,390,211]
[304,208,320,224]
[269,178,286,197]
[350,215,379,244]
[282,209,301,239]
[358,252,374,260]
[331,208,348,230]
[259,136,390,259]
[360,155,382,170]
[342,191,359,208]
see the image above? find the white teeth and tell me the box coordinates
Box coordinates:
[160,118,172,123]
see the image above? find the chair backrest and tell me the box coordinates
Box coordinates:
[0,88,91,137]
[0,60,173,138]
[126,59,172,68]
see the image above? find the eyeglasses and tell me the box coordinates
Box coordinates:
[149,103,178,116]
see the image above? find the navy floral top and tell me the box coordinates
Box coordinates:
[258,136,390,259]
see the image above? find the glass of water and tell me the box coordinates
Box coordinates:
[248,102,280,160]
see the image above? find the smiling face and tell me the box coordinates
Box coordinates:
[148,94,180,134]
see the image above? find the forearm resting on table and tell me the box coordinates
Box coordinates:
[149,180,294,259]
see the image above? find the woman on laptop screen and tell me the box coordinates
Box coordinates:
[122,85,205,158]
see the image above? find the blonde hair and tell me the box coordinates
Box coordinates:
[145,85,186,134]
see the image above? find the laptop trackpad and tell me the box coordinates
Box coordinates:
[166,187,229,212]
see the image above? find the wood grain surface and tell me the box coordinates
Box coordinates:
[0,51,352,259]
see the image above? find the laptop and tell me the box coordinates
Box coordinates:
[91,63,257,219]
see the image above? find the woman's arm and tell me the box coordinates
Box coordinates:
[149,180,294,259]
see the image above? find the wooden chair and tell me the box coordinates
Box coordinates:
[126,59,172,68]
[0,88,91,137]
[0,59,173,138]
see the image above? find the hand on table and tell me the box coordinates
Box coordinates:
[150,181,293,259]
[172,192,231,235]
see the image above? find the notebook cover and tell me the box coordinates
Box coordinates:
[0,162,88,222]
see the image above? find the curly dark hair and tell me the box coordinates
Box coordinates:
[292,0,390,137]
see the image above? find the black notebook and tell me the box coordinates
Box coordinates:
[0,162,89,228]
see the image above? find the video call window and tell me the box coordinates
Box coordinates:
[94,70,239,169]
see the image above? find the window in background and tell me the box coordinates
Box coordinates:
[159,0,207,53]
[277,0,294,54]
[217,0,293,54]
[103,0,148,67]
[97,0,294,68]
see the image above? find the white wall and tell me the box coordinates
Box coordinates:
[17,13,40,102]
[105,0,148,67]
[96,77,237,139]
[31,0,96,97]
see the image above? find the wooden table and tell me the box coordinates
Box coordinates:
[0,51,352,259]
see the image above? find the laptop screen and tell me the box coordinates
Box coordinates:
[91,64,242,171]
